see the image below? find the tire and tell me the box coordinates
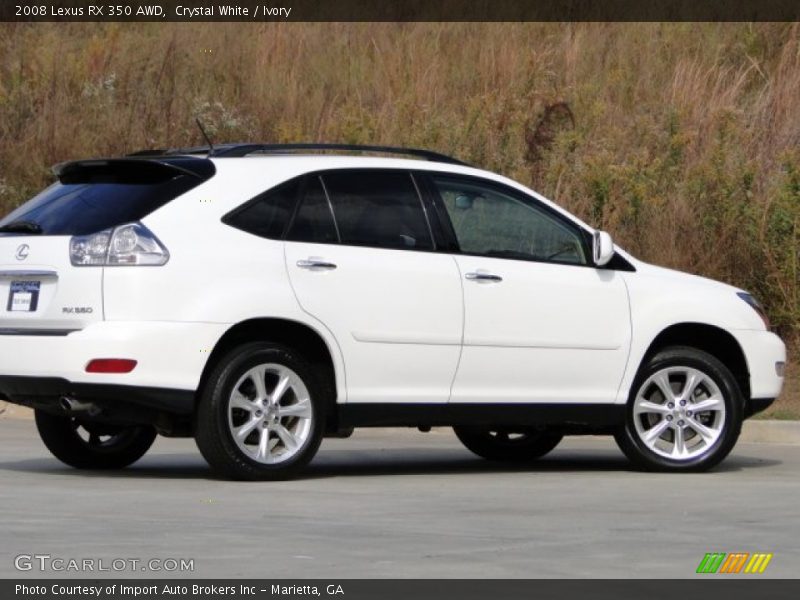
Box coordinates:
[195,342,327,481]
[35,410,156,470]
[614,346,743,472]
[453,426,563,462]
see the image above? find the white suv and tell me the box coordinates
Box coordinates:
[0,144,786,480]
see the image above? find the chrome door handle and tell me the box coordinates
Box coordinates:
[296,259,337,270]
[465,271,503,283]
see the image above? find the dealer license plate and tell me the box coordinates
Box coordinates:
[7,280,40,312]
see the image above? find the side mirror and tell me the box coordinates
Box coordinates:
[593,230,614,266]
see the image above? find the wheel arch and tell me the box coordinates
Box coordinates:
[637,322,750,402]
[197,317,343,432]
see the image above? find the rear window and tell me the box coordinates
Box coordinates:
[0,160,207,236]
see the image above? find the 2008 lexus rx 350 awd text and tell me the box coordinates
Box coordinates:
[0,144,786,480]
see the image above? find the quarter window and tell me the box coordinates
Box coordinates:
[431,176,587,265]
[224,178,299,240]
[321,171,433,251]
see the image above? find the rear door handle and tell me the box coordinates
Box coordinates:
[296,259,337,270]
[465,271,503,283]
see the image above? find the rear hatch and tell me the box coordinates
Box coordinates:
[0,156,214,334]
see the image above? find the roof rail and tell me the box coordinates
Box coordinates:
[128,143,471,166]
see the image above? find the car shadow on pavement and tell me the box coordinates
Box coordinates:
[0,448,782,480]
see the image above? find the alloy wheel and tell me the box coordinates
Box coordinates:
[632,366,726,461]
[227,363,314,464]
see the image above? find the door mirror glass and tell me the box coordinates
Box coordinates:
[593,230,614,266]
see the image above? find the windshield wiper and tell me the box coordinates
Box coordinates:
[0,220,43,234]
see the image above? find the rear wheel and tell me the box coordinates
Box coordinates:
[453,426,563,461]
[195,342,326,481]
[614,346,743,472]
[35,410,156,469]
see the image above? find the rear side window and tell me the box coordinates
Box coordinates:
[224,178,300,240]
[285,176,339,244]
[321,170,433,251]
[0,161,207,236]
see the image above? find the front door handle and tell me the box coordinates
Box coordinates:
[296,258,337,270]
[465,271,503,283]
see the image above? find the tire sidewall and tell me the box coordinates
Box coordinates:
[197,343,326,479]
[35,410,156,469]
[620,347,743,471]
[453,426,563,462]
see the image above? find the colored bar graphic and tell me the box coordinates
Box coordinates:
[697,553,726,574]
[719,553,749,574]
[698,552,773,574]
[744,553,773,574]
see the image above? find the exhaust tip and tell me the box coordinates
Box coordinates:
[59,396,100,416]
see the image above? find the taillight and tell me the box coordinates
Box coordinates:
[86,359,138,373]
[70,222,169,266]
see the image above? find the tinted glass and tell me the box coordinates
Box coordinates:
[285,176,339,244]
[225,179,299,239]
[0,163,203,236]
[432,176,587,265]
[322,171,433,251]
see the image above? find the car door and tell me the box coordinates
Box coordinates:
[423,173,631,405]
[284,169,463,404]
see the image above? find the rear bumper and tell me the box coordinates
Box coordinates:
[0,320,228,390]
[0,375,194,419]
[0,320,229,423]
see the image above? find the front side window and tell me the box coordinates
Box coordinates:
[321,170,433,251]
[431,176,587,265]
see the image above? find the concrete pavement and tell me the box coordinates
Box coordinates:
[0,419,798,578]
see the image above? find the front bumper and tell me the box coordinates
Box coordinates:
[731,329,786,402]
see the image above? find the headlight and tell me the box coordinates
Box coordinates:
[737,292,770,330]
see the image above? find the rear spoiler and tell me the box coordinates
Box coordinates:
[52,156,216,182]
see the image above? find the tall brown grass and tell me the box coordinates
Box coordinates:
[0,23,798,411]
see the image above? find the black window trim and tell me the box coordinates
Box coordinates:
[316,174,343,243]
[417,171,635,271]
[220,166,634,271]
[222,168,441,253]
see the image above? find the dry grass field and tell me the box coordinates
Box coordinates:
[0,22,797,416]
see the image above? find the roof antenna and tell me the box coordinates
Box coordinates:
[195,118,214,154]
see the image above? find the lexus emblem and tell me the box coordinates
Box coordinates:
[15,244,30,261]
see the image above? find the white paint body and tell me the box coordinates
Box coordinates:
[0,156,786,410]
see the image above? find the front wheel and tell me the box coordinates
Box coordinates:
[35,410,156,469]
[453,426,563,462]
[614,346,743,472]
[195,342,326,481]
